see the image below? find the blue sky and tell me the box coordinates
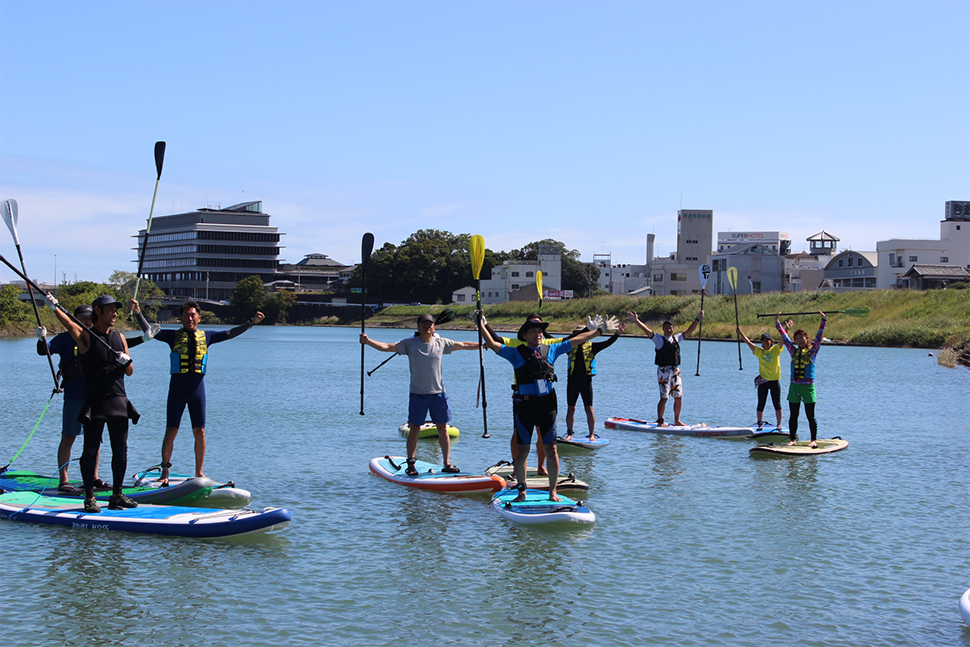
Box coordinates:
[1,1,967,285]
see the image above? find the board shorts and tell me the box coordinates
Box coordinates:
[167,373,207,429]
[787,383,817,404]
[62,398,85,436]
[408,392,452,426]
[512,391,558,446]
[657,366,683,400]
[566,377,593,408]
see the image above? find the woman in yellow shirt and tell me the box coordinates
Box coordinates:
[738,327,784,430]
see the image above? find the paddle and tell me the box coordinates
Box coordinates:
[359,232,375,415]
[757,306,870,318]
[536,270,543,313]
[695,263,710,376]
[366,309,456,376]
[727,266,742,370]
[133,141,166,306]
[470,234,489,438]
[1,199,60,392]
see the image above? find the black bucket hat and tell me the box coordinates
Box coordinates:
[517,317,549,341]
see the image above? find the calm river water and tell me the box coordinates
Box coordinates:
[1,324,968,646]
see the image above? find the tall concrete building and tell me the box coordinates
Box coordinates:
[135,201,283,301]
[649,210,713,296]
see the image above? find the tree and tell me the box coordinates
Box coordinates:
[109,270,164,321]
[229,276,268,323]
[261,290,296,325]
[0,285,28,325]
[361,230,474,304]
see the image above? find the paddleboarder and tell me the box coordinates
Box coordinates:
[563,320,624,441]
[626,311,704,427]
[481,314,614,502]
[737,327,784,430]
[776,311,826,448]
[46,294,139,513]
[361,313,481,475]
[131,299,263,486]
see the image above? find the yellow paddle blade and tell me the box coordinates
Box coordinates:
[727,266,738,291]
[470,235,485,280]
[536,270,543,300]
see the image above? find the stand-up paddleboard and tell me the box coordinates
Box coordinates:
[744,428,792,443]
[397,422,460,439]
[556,434,610,450]
[0,470,213,506]
[960,588,970,626]
[605,416,757,439]
[369,456,505,494]
[750,437,848,457]
[491,489,595,526]
[484,461,589,493]
[0,491,290,538]
[131,467,250,508]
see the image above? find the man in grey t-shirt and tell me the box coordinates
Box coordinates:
[361,313,480,476]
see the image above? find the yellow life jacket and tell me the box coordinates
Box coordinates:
[170,330,208,374]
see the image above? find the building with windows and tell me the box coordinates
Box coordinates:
[478,244,562,304]
[875,201,970,289]
[710,243,785,295]
[276,253,350,292]
[649,209,713,296]
[717,231,790,255]
[136,201,282,301]
[822,251,878,290]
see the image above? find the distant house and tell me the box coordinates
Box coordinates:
[451,286,476,305]
[276,253,350,291]
[823,251,878,290]
[898,264,970,290]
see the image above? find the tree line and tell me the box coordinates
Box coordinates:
[347,229,601,304]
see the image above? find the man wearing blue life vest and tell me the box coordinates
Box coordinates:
[626,311,704,427]
[132,299,263,486]
[776,311,826,448]
[563,320,624,441]
[481,314,614,502]
[360,313,481,475]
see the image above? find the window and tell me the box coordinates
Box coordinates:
[942,257,949,263]
[511,271,519,277]
[889,253,895,264]
[839,260,844,267]
[525,271,533,277]
[909,256,918,262]
[653,273,664,282]
[511,284,519,290]
[456,294,465,302]
[848,257,853,267]
[671,273,687,281]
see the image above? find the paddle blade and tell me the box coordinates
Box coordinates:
[154,141,166,179]
[435,309,456,325]
[1,198,20,245]
[536,270,543,301]
[470,235,485,280]
[727,266,738,291]
[844,305,871,318]
[698,264,711,290]
[361,233,375,266]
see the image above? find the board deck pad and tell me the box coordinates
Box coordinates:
[750,438,848,456]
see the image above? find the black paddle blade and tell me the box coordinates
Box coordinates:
[361,233,375,265]
[435,309,456,325]
[154,141,166,179]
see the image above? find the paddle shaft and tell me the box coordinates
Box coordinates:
[695,289,704,376]
[758,310,857,317]
[133,142,166,302]
[359,233,374,415]
[732,291,742,370]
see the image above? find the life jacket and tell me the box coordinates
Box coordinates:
[567,341,596,377]
[655,336,681,367]
[61,345,84,382]
[791,347,815,381]
[80,328,127,400]
[513,344,557,392]
[170,329,208,374]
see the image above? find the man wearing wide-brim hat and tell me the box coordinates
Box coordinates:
[481,313,619,502]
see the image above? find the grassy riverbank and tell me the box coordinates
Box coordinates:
[366,289,970,366]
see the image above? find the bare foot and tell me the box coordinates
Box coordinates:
[673,421,685,427]
[549,493,561,502]
[564,434,573,441]
[513,491,527,503]
[157,478,169,487]
[785,440,797,446]
[809,441,818,449]
[537,469,548,477]
[657,422,670,428]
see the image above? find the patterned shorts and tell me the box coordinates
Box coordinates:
[657,365,683,399]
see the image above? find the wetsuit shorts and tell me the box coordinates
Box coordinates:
[787,383,817,404]
[657,366,683,400]
[566,377,593,408]
[513,391,558,446]
[167,373,207,429]
[408,392,452,426]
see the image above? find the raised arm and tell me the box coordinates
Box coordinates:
[626,311,655,338]
[682,310,704,337]
[736,326,757,352]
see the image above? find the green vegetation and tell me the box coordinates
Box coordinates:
[366,290,970,353]
[229,275,294,324]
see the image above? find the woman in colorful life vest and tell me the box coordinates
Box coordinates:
[776,311,827,448]
[737,327,784,431]
[564,320,624,441]
[132,299,263,486]
[481,314,613,502]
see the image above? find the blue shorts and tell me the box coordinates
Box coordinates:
[167,374,207,429]
[62,398,84,436]
[408,393,452,426]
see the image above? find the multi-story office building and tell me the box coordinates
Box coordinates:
[136,201,282,301]
[876,201,970,289]
[649,209,713,296]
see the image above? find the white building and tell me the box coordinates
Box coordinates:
[717,231,790,255]
[479,244,562,304]
[875,201,970,289]
[450,286,477,305]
